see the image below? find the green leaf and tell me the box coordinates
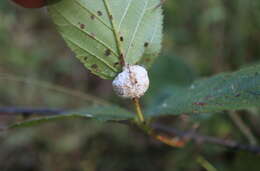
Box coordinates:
[48,0,163,79]
[144,55,196,106]
[148,64,260,117]
[149,55,196,92]
[8,106,134,130]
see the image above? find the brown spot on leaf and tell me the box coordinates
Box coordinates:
[109,15,113,20]
[97,11,102,16]
[144,58,151,62]
[114,62,119,67]
[105,49,111,56]
[79,23,85,29]
[144,42,149,47]
[119,53,125,66]
[90,15,95,20]
[83,57,88,61]
[193,102,207,106]
[120,36,124,42]
[91,64,98,69]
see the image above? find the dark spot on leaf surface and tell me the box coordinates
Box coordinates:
[144,58,151,62]
[97,11,102,16]
[109,15,113,20]
[119,53,124,60]
[105,49,111,56]
[79,23,85,29]
[84,57,88,61]
[91,15,95,20]
[119,53,125,66]
[114,62,119,67]
[193,102,207,106]
[144,42,149,47]
[120,36,124,42]
[91,64,98,69]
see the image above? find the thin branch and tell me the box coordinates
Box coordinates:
[0,107,64,115]
[1,106,260,154]
[229,111,258,145]
[151,123,260,154]
[197,156,218,171]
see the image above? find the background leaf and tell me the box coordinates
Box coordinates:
[144,55,196,105]
[48,0,163,79]
[148,55,196,93]
[148,64,260,117]
[8,105,134,130]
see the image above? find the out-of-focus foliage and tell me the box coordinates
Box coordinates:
[148,64,260,116]
[1,0,260,170]
[9,105,134,130]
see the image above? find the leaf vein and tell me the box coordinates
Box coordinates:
[75,0,113,31]
[118,0,133,31]
[63,36,117,72]
[54,6,118,57]
[150,21,158,44]
[125,0,149,58]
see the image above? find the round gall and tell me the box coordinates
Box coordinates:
[112,65,149,98]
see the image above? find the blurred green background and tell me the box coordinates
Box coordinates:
[1,0,260,170]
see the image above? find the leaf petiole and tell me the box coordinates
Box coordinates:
[132,98,145,123]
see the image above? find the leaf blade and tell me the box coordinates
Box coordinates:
[48,0,163,79]
[148,64,260,117]
[8,106,134,130]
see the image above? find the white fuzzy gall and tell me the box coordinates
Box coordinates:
[112,65,150,98]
